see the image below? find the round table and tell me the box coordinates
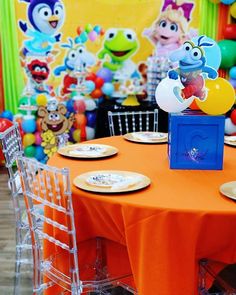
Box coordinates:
[47,136,236,295]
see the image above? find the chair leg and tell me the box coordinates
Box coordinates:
[14,244,22,295]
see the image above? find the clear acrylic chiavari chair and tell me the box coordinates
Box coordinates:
[108,109,158,136]
[16,155,137,294]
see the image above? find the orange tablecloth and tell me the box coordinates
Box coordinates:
[48,136,236,295]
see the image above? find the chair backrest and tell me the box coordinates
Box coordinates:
[16,155,81,294]
[0,122,24,194]
[108,109,158,136]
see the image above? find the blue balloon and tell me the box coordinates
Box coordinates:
[66,99,75,113]
[229,66,236,80]
[84,80,96,93]
[102,83,114,96]
[93,25,101,34]
[0,110,14,121]
[35,146,46,161]
[96,68,113,82]
[191,36,221,73]
[221,0,234,4]
[80,32,88,43]
[86,111,97,127]
[22,118,36,133]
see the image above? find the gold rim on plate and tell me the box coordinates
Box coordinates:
[224,136,236,147]
[73,170,151,193]
[123,131,168,144]
[219,181,236,201]
[58,144,118,159]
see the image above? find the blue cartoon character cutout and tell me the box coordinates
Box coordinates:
[19,0,65,57]
[168,35,218,102]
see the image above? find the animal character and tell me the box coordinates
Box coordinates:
[143,0,194,57]
[26,59,50,93]
[168,36,218,102]
[54,38,96,95]
[38,100,74,154]
[41,130,57,157]
[19,0,65,57]
[98,28,139,79]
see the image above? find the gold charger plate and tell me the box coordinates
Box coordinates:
[73,170,151,193]
[123,131,168,144]
[219,181,236,201]
[224,136,236,147]
[58,144,118,159]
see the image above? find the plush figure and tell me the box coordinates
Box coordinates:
[19,0,65,57]
[143,0,194,57]
[25,59,50,94]
[54,38,96,95]
[41,130,57,157]
[98,28,139,79]
[38,100,74,156]
[168,36,218,102]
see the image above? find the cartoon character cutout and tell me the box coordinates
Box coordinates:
[19,0,65,57]
[98,28,139,79]
[143,0,194,57]
[168,36,218,102]
[54,38,96,96]
[38,100,74,157]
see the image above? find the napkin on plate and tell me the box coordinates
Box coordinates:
[69,147,106,156]
[225,136,236,142]
[110,176,141,190]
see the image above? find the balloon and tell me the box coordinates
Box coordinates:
[0,118,13,132]
[218,40,236,69]
[225,117,236,135]
[84,98,97,111]
[24,145,36,158]
[229,67,236,79]
[155,77,195,113]
[36,94,47,106]
[85,24,93,33]
[191,36,221,72]
[86,111,97,127]
[36,118,42,132]
[84,80,96,93]
[100,28,105,36]
[23,133,35,147]
[88,30,98,42]
[66,99,74,113]
[80,31,88,43]
[94,77,104,88]
[85,126,95,140]
[102,82,114,96]
[72,129,81,142]
[223,24,236,40]
[229,78,236,89]
[96,68,113,82]
[230,109,236,125]
[77,26,83,35]
[73,99,86,113]
[34,131,42,145]
[0,110,13,121]
[73,113,87,129]
[230,2,236,18]
[93,25,101,34]
[35,146,45,161]
[86,72,97,82]
[91,88,103,99]
[221,0,234,4]
[22,118,36,133]
[196,78,235,115]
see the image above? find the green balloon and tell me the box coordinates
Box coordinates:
[18,96,37,116]
[218,40,236,69]
[24,145,36,158]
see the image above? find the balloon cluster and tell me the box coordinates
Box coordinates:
[84,67,114,98]
[75,24,105,44]
[0,117,14,166]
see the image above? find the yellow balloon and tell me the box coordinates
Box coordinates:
[72,129,81,142]
[23,133,36,147]
[36,94,47,106]
[230,2,236,19]
[196,78,235,115]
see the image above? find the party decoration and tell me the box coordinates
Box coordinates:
[98,28,140,79]
[0,118,13,132]
[18,96,37,116]
[24,145,36,158]
[223,24,236,40]
[18,0,65,57]
[143,0,194,57]
[96,68,113,82]
[41,130,57,157]
[221,0,235,4]
[75,24,104,44]
[230,2,236,18]
[23,133,36,147]
[196,78,235,115]
[218,40,236,69]
[22,117,37,133]
[168,36,218,103]
[0,110,14,121]
[36,94,48,106]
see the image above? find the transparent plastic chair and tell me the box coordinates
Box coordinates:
[108,109,158,136]
[16,155,137,294]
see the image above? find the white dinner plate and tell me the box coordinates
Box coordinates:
[219,181,236,201]
[123,131,168,144]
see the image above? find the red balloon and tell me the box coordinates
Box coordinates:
[0,118,13,132]
[94,77,104,88]
[77,26,83,36]
[100,29,105,36]
[230,109,236,125]
[86,72,97,82]
[91,88,103,98]
[223,24,236,40]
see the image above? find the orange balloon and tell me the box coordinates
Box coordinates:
[73,113,87,129]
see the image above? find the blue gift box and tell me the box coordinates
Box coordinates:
[168,111,225,170]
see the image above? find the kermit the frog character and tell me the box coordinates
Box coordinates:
[98,28,139,79]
